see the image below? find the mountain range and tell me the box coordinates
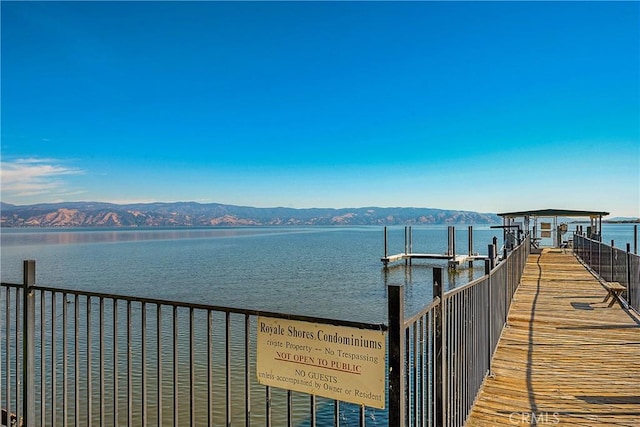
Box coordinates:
[0,201,501,227]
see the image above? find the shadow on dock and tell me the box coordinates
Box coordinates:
[466,250,640,426]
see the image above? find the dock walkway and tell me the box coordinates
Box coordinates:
[466,249,640,426]
[381,252,484,268]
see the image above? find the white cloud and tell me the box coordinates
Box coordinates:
[0,158,85,203]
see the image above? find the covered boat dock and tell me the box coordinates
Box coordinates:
[497,208,610,251]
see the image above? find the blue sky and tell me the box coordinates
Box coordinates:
[2,1,639,217]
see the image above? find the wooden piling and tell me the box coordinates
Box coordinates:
[468,226,474,268]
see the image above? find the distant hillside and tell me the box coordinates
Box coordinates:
[569,217,640,224]
[605,217,640,223]
[0,201,500,227]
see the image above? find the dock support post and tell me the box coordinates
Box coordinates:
[468,226,474,268]
[387,284,405,426]
[23,260,36,426]
[451,226,456,258]
[404,226,408,266]
[634,225,638,254]
[409,226,413,266]
[384,227,388,258]
[433,267,444,427]
[384,227,388,266]
[403,226,407,254]
[488,244,496,270]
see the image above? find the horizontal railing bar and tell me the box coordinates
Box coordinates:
[0,282,21,288]
[1,283,387,331]
[404,297,440,327]
[404,238,528,327]
[441,275,487,298]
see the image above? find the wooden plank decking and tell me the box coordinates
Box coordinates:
[466,249,640,426]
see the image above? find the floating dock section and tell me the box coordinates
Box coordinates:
[381,226,490,269]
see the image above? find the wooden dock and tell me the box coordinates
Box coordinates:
[381,225,488,268]
[466,249,640,426]
[380,253,485,268]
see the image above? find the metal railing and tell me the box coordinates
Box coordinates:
[2,261,386,427]
[2,235,531,427]
[573,233,640,313]
[388,234,530,426]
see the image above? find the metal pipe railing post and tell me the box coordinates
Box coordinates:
[485,259,492,376]
[611,240,615,282]
[433,267,444,427]
[387,284,405,426]
[100,297,105,427]
[62,292,68,426]
[579,233,582,258]
[492,236,498,257]
[488,244,496,271]
[626,243,632,304]
[156,304,162,426]
[505,248,511,317]
[598,239,601,276]
[580,234,591,260]
[88,298,94,427]
[22,260,36,426]
[114,300,119,426]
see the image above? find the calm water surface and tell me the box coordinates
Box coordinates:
[1,224,638,425]
[2,225,505,322]
[1,224,637,322]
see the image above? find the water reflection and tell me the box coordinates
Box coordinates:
[0,227,322,246]
[1,226,503,324]
[381,261,487,319]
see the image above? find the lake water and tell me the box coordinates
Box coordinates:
[1,224,638,322]
[1,223,637,425]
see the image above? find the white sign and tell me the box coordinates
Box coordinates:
[256,316,386,408]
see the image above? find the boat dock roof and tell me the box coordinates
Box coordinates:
[497,208,610,218]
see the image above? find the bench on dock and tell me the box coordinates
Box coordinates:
[1,408,20,427]
[602,281,626,308]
